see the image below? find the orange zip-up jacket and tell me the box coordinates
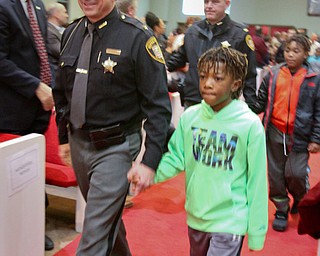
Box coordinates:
[248,62,320,152]
[270,67,307,134]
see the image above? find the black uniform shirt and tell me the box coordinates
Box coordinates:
[53,7,172,170]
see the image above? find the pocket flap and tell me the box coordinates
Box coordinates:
[59,56,77,68]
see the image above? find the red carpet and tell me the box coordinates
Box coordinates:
[55,154,320,256]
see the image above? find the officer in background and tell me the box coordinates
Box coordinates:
[53,0,171,255]
[167,0,257,107]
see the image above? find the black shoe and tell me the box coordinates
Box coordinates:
[272,211,288,232]
[124,195,134,208]
[290,200,299,214]
[45,235,54,251]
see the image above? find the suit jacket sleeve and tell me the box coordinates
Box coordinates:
[47,24,61,65]
[0,2,45,98]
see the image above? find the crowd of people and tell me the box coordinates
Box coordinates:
[0,0,320,255]
[251,26,320,68]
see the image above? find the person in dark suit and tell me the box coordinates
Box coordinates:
[0,0,54,251]
[46,2,69,74]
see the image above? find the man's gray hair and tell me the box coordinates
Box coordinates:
[46,2,65,17]
[116,0,137,14]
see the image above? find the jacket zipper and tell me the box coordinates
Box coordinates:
[286,75,294,134]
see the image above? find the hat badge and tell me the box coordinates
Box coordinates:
[221,41,231,48]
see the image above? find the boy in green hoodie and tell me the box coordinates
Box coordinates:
[128,47,268,255]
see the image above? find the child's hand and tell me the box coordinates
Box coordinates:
[59,143,73,167]
[128,172,140,195]
[127,163,155,196]
[307,142,320,153]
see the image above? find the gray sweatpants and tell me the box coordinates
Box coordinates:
[266,123,309,212]
[188,227,244,256]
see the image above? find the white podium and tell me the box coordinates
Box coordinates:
[170,92,184,128]
[0,134,45,256]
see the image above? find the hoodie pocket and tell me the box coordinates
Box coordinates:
[186,171,233,218]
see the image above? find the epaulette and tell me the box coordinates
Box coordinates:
[233,21,248,32]
[119,13,153,37]
[119,13,165,64]
[63,16,84,30]
[233,21,255,51]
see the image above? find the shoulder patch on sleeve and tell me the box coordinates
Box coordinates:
[245,35,255,51]
[145,36,165,64]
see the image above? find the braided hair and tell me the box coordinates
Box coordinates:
[198,47,248,99]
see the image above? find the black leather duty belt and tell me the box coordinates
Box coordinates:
[70,122,141,150]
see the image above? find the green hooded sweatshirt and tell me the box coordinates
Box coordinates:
[155,99,268,251]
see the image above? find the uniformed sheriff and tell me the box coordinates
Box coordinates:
[53,0,171,255]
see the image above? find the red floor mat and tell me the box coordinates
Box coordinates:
[55,154,320,256]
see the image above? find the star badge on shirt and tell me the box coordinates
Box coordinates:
[102,57,117,74]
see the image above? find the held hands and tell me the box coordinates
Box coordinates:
[127,163,155,196]
[35,82,54,111]
[307,142,320,153]
[58,143,73,167]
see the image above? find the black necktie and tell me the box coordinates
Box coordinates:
[70,24,94,128]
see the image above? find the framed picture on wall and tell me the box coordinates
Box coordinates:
[308,0,320,16]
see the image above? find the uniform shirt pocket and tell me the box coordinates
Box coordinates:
[59,56,78,91]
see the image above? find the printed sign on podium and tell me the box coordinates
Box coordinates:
[0,134,45,256]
